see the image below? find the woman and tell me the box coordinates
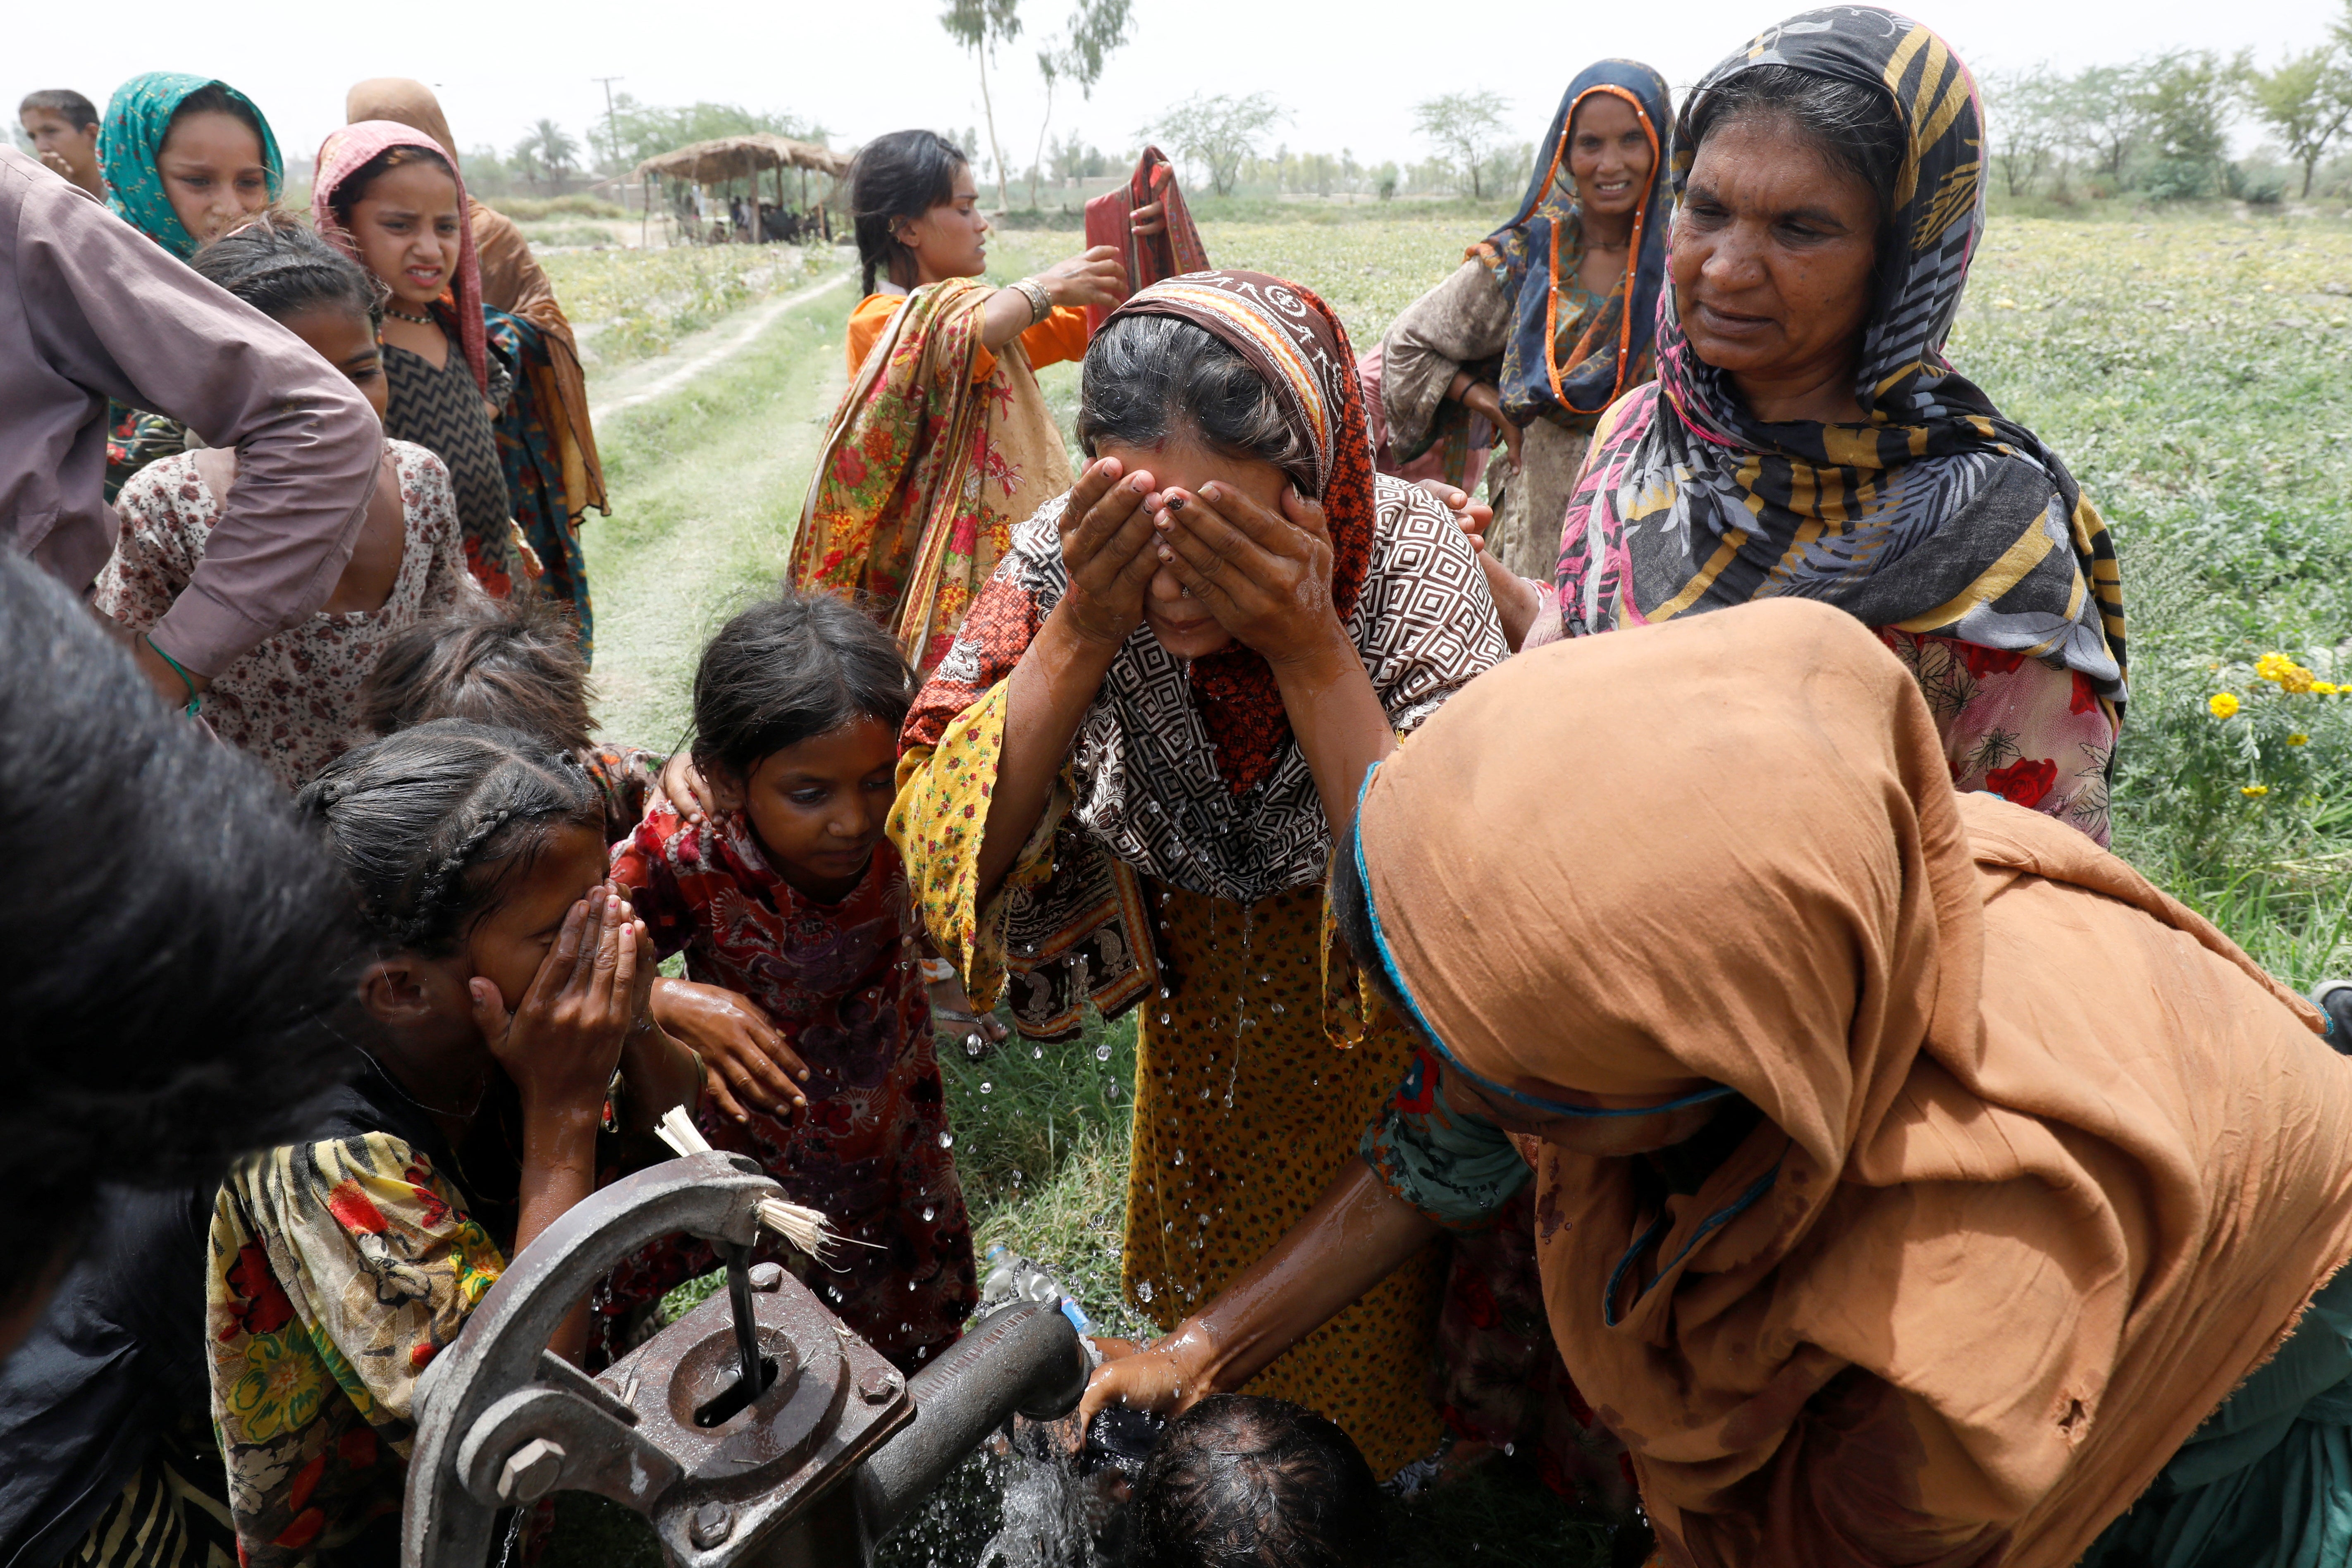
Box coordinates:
[1087,596,2352,1568]
[314,120,524,596]
[96,72,282,493]
[1500,9,2126,841]
[1373,60,1669,582]
[793,128,1130,675]
[346,79,608,652]
[892,272,1508,1474]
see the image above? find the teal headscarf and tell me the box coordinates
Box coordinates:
[100,72,283,259]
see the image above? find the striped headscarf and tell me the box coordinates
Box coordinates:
[100,73,283,260]
[1555,8,2127,724]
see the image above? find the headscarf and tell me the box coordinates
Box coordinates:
[1472,60,1671,430]
[342,78,457,161]
[312,120,490,395]
[99,73,283,260]
[902,272,1504,1024]
[1081,146,1210,335]
[1556,9,2128,729]
[1353,597,2352,1568]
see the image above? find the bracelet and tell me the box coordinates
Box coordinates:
[1011,277,1053,327]
[143,633,202,717]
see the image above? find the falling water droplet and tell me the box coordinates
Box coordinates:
[1095,1043,1112,1061]
[1138,1280,1154,1303]
[1106,1080,1120,1099]
[938,1131,954,1148]
[922,1205,936,1222]
[1504,1443,1515,1457]
[1173,1148,1185,1165]
[963,1033,985,1058]
[979,1081,993,1094]
[1158,1012,1171,1025]
[1032,1046,1043,1059]
[1272,1002,1285,1015]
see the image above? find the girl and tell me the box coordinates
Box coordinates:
[96,73,282,493]
[96,214,478,791]
[793,129,1131,676]
[313,120,524,596]
[598,591,977,1370]
[208,722,700,1567]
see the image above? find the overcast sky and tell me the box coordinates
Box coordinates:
[11,0,2337,175]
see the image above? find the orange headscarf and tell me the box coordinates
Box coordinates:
[1354,598,2352,1567]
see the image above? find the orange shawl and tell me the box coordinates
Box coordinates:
[1354,598,2352,1568]
[344,78,607,520]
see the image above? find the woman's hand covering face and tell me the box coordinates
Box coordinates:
[1056,456,1163,649]
[1146,479,1342,668]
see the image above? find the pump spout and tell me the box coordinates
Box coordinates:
[853,1302,1090,1544]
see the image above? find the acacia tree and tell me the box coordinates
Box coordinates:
[1984,66,2066,198]
[941,0,1022,211]
[2069,62,2152,181]
[1412,90,1509,198]
[1147,92,1288,197]
[1029,0,1134,208]
[2240,6,2352,197]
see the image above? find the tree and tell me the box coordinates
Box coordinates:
[1412,90,1509,199]
[1029,0,1134,209]
[941,0,1022,212]
[1984,65,2066,198]
[599,96,830,177]
[1146,92,1288,197]
[523,119,579,190]
[2133,49,2237,198]
[2240,11,2352,197]
[2069,62,2152,181]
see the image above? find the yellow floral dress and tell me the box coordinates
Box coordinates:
[893,687,1446,1476]
[206,1091,504,1568]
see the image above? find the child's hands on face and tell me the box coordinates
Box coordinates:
[652,980,812,1124]
[468,881,644,1118]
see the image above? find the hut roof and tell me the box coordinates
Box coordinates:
[631,133,850,186]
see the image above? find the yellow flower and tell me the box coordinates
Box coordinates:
[2256,653,2319,692]
[2290,733,2311,746]
[2243,785,2271,797]
[2209,692,2241,719]
[2318,683,2340,695]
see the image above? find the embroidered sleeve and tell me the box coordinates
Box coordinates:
[93,455,207,634]
[1360,1048,1528,1229]
[889,681,1063,1009]
[1878,630,2115,846]
[207,1134,504,1567]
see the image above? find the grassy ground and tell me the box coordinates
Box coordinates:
[556,210,2352,1563]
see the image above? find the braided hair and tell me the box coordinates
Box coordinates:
[191,208,383,326]
[847,129,967,296]
[295,720,602,955]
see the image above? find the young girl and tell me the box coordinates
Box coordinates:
[96,214,479,790]
[208,721,700,1567]
[313,120,523,596]
[597,591,977,1370]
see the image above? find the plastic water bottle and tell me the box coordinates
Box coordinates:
[980,1244,1094,1336]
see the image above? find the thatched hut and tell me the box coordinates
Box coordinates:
[632,134,849,241]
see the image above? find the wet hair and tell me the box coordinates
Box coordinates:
[295,720,602,957]
[0,552,361,1317]
[1077,314,1316,493]
[19,89,98,131]
[1132,1395,1388,1568]
[162,81,267,150]
[849,129,967,296]
[191,210,382,327]
[689,589,915,783]
[360,597,595,755]
[1686,64,1907,227]
[327,142,457,234]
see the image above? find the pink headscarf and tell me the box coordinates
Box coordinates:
[312,119,488,393]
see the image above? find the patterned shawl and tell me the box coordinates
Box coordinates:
[99,74,283,260]
[1082,146,1210,336]
[902,272,1505,1032]
[1472,60,1671,430]
[1354,599,2352,1568]
[793,277,1073,672]
[1556,8,2127,726]
[312,121,490,395]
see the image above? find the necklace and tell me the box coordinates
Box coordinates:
[362,1050,489,1119]
[384,305,437,326]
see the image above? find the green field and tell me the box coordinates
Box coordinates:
[562,208,2352,1564]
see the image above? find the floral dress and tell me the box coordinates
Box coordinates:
[96,442,479,792]
[596,807,977,1368]
[205,1064,506,1568]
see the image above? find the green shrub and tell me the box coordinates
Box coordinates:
[489,193,629,222]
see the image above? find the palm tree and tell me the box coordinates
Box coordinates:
[527,119,580,191]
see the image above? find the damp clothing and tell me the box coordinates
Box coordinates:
[96,443,479,791]
[205,1061,511,1568]
[0,148,381,677]
[893,272,1509,1475]
[597,809,977,1369]
[800,282,1082,673]
[1349,592,2352,1568]
[1375,60,1671,579]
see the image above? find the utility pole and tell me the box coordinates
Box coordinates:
[592,75,624,174]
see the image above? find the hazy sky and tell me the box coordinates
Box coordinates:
[11,0,2337,176]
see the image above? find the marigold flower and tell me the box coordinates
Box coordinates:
[2256,653,2319,693]
[2290,733,2311,747]
[2318,683,2340,695]
[2209,692,2241,719]
[2242,784,2271,797]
